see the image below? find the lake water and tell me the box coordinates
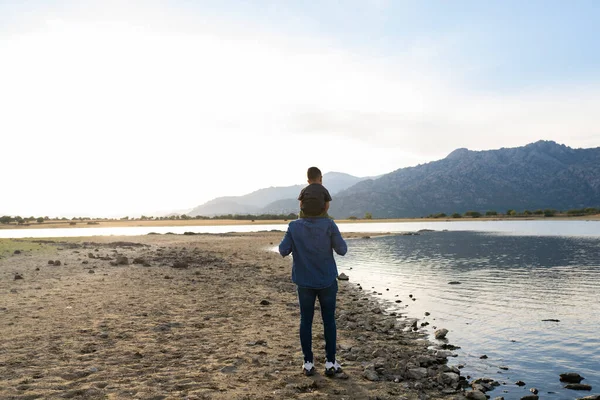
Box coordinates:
[1,219,599,239]
[337,230,600,399]
[2,220,600,397]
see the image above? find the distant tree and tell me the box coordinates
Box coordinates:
[584,207,599,214]
[429,212,447,218]
[464,211,481,218]
[544,209,557,217]
[121,216,129,220]
[533,209,544,215]
[364,212,373,220]
[451,213,462,218]
[348,216,358,220]
[523,210,532,216]
[0,215,13,224]
[15,216,24,224]
[180,214,191,220]
[485,210,498,216]
[508,210,517,216]
[36,217,44,223]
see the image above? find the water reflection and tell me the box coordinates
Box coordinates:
[338,232,600,399]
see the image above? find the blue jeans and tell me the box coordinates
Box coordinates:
[297,281,338,363]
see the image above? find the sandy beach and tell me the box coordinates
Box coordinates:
[1,232,465,399]
[1,214,599,230]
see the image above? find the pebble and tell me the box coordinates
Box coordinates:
[435,329,449,339]
[363,369,379,381]
[337,273,349,281]
[564,384,592,391]
[560,372,584,383]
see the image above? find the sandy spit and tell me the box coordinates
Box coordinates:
[0,232,458,400]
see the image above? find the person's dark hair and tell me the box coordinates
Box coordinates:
[307,167,322,181]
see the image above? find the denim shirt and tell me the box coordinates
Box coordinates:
[279,218,348,289]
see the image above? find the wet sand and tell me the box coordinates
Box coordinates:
[0,233,458,400]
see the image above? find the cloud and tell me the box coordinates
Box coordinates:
[0,2,599,216]
[286,84,600,155]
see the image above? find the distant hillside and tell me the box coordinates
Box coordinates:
[329,141,600,218]
[188,172,369,216]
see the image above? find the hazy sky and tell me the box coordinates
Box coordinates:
[1,0,599,217]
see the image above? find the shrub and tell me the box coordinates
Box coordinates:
[36,217,44,223]
[464,211,481,218]
[451,213,462,218]
[364,212,373,220]
[485,210,498,216]
[348,216,358,220]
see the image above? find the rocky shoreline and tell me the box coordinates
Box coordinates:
[1,232,597,400]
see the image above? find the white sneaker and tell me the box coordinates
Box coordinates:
[303,361,315,376]
[325,360,342,376]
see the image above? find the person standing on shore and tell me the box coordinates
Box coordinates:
[278,200,348,376]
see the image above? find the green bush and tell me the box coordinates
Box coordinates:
[567,209,585,215]
[451,213,462,218]
[485,210,498,216]
[464,211,482,218]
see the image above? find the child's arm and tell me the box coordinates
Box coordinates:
[324,201,330,213]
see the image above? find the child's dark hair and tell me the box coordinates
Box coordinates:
[307,167,322,181]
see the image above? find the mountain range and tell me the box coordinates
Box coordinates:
[187,141,600,219]
[187,172,369,217]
